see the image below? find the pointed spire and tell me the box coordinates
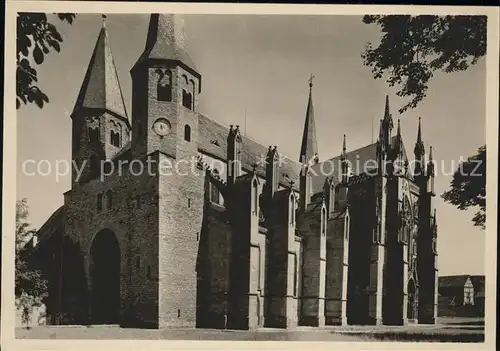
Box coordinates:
[384,95,394,128]
[133,14,198,76]
[414,117,425,157]
[299,75,318,165]
[72,16,128,119]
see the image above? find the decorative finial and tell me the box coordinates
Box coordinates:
[102,14,107,27]
[308,74,315,89]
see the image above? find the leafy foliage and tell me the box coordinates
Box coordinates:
[442,146,486,229]
[362,15,486,114]
[17,13,76,109]
[16,199,48,315]
[362,15,487,229]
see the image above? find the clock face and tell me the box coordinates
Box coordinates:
[153,118,171,136]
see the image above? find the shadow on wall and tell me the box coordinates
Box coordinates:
[29,233,89,325]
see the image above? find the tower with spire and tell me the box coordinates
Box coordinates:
[71,14,131,184]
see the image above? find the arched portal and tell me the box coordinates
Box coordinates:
[89,229,121,324]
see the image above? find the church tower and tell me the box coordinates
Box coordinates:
[299,77,318,212]
[130,14,204,329]
[130,13,201,159]
[71,15,130,184]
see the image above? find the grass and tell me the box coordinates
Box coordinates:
[15,317,485,342]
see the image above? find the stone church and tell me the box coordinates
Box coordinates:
[31,14,439,329]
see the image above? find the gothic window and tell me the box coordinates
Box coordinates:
[135,256,141,270]
[253,179,259,215]
[106,190,113,209]
[399,198,412,243]
[184,125,191,142]
[210,181,220,204]
[293,253,298,296]
[97,193,103,211]
[273,153,280,192]
[88,127,99,144]
[182,75,193,109]
[329,184,335,213]
[147,265,152,280]
[110,130,120,147]
[136,195,141,209]
[157,70,172,102]
[345,214,350,240]
[321,207,327,236]
[190,79,196,110]
[290,195,295,226]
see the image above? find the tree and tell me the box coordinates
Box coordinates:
[17,13,76,109]
[362,15,486,114]
[16,198,48,328]
[362,15,487,229]
[442,146,486,229]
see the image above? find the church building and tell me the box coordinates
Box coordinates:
[31,14,439,329]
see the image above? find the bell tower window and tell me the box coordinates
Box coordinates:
[110,130,120,147]
[184,125,191,142]
[157,70,172,102]
[182,75,193,110]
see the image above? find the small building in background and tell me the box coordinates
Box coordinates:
[438,275,485,317]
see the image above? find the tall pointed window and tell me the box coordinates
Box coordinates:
[345,213,350,240]
[157,70,172,102]
[253,179,259,215]
[321,207,327,236]
[290,195,295,225]
[184,125,191,142]
[210,170,220,204]
[182,75,193,109]
[329,184,335,213]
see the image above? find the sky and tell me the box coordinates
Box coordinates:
[16,13,487,276]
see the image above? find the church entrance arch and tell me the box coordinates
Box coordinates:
[89,229,121,324]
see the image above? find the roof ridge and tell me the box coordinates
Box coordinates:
[199,112,303,167]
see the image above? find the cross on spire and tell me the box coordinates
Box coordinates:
[308,74,315,89]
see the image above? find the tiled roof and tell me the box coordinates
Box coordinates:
[198,113,302,190]
[73,24,128,119]
[34,205,65,248]
[134,14,198,74]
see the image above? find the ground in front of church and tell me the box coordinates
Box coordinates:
[15,317,484,342]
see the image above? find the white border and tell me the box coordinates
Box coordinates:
[2,2,499,351]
